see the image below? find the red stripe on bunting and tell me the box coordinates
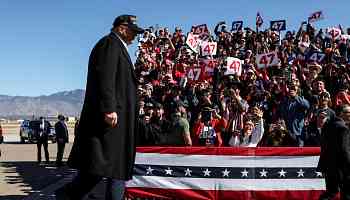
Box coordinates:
[126,188,330,200]
[136,147,320,156]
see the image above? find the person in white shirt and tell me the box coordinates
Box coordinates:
[229,107,264,147]
[36,117,50,164]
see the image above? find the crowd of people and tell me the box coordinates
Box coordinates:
[133,20,350,147]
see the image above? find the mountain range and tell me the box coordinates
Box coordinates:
[0,89,85,119]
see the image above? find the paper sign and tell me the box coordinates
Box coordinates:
[327,27,342,40]
[186,67,202,82]
[256,51,280,69]
[225,57,242,76]
[270,20,286,31]
[231,21,243,32]
[200,41,217,56]
[199,58,218,76]
[186,33,201,53]
[307,52,325,63]
[288,56,295,65]
[192,24,209,36]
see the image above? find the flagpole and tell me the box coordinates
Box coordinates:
[279,30,281,45]
[256,12,259,33]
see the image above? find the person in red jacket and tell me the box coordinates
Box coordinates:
[192,106,226,147]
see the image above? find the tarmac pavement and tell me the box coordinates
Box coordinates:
[0,132,78,200]
[0,132,110,200]
[0,128,134,200]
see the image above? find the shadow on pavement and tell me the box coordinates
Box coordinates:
[0,195,23,200]
[0,161,76,200]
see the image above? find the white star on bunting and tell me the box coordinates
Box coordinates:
[315,171,323,177]
[165,167,173,175]
[203,168,211,177]
[278,169,287,177]
[297,169,305,177]
[222,169,230,177]
[184,168,192,176]
[146,166,154,175]
[241,169,249,177]
[259,169,268,177]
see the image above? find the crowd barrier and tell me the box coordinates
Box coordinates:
[125,147,338,200]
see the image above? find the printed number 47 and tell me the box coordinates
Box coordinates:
[309,53,325,62]
[203,44,216,55]
[229,60,241,71]
[233,23,241,30]
[188,68,201,80]
[272,22,284,30]
[189,38,196,46]
[259,53,275,65]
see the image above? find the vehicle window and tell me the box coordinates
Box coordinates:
[45,121,51,127]
[22,121,29,127]
[29,121,40,129]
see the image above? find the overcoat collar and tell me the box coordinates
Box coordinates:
[109,32,138,84]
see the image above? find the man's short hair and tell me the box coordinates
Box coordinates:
[58,115,65,120]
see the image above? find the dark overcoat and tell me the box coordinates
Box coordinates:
[55,121,69,143]
[68,32,138,180]
[317,117,350,181]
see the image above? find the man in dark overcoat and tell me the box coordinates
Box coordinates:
[36,117,50,164]
[54,114,69,167]
[318,104,350,200]
[55,15,144,200]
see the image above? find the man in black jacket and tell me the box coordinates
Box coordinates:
[55,115,69,167]
[148,103,171,145]
[318,104,350,200]
[36,117,50,164]
[55,15,144,200]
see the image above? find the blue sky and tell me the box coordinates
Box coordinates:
[0,0,349,96]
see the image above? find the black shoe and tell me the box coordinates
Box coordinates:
[54,185,71,200]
